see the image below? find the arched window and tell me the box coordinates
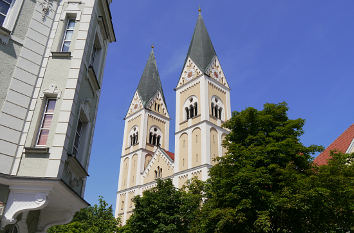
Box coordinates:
[148,127,162,146]
[153,134,156,145]
[214,105,218,118]
[157,135,161,147]
[149,132,153,144]
[154,166,162,179]
[184,96,198,120]
[144,154,152,170]
[128,126,139,147]
[211,96,225,121]
[189,105,194,118]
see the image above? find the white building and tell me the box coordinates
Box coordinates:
[115,12,231,224]
[0,0,115,232]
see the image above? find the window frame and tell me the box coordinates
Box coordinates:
[60,18,76,52]
[210,96,225,121]
[183,96,198,121]
[148,126,162,146]
[36,98,57,147]
[72,119,83,157]
[1,0,23,31]
[0,0,13,26]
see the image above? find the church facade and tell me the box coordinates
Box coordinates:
[115,13,231,223]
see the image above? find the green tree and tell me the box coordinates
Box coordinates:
[190,102,354,233]
[48,196,120,233]
[120,178,202,233]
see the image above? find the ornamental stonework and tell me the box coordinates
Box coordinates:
[206,57,229,87]
[178,58,202,87]
[147,92,168,117]
[127,91,143,117]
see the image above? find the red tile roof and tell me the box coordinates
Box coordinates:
[314,124,354,166]
[163,149,175,161]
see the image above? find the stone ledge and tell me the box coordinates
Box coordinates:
[24,147,49,154]
[51,51,72,58]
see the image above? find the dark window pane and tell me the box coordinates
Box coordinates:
[73,147,78,156]
[0,14,5,26]
[74,132,80,146]
[0,1,10,15]
[77,121,82,134]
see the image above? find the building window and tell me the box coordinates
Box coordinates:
[73,120,83,157]
[184,96,198,120]
[90,38,102,74]
[61,19,75,52]
[129,127,139,147]
[155,166,162,179]
[37,99,56,146]
[148,127,162,146]
[91,45,98,65]
[0,0,12,26]
[211,96,224,120]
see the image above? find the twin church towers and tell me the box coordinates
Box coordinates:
[115,13,231,222]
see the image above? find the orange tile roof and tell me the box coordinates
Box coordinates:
[163,149,175,161]
[314,124,354,166]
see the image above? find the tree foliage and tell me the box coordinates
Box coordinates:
[120,178,202,233]
[190,102,353,233]
[48,197,120,233]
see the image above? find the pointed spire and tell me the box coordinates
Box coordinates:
[184,13,217,73]
[137,48,166,108]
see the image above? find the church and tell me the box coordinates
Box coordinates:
[115,12,231,223]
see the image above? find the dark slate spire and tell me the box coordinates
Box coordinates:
[185,13,217,73]
[137,48,166,108]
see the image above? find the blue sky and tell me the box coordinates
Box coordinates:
[85,0,354,208]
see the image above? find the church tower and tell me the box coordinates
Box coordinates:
[173,12,231,188]
[115,11,232,224]
[116,48,172,222]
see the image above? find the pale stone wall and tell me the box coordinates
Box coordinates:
[120,157,129,190]
[178,174,188,189]
[130,154,138,187]
[179,133,188,171]
[191,127,201,167]
[143,152,173,184]
[210,127,218,165]
[144,153,153,170]
[0,0,59,174]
